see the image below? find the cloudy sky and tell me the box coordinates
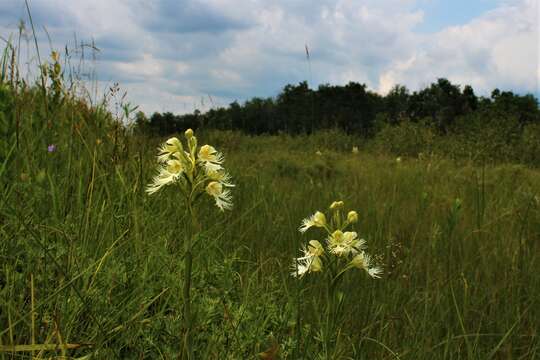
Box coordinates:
[0,0,538,114]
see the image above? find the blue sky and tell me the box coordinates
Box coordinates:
[0,0,538,114]
[413,0,505,32]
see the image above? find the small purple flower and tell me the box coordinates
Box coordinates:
[47,144,56,153]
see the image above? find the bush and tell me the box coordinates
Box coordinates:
[373,120,436,156]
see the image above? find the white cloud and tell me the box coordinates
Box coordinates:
[378,0,539,95]
[0,0,537,114]
[113,54,164,78]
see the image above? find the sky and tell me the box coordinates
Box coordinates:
[0,0,538,115]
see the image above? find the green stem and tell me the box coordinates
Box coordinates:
[183,235,193,359]
[183,202,200,360]
[324,271,337,360]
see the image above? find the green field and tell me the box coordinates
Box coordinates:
[1,50,539,359]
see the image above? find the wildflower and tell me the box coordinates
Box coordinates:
[330,201,344,210]
[291,241,324,277]
[310,256,323,272]
[292,202,382,357]
[291,258,311,277]
[350,252,383,278]
[185,128,197,156]
[146,128,234,357]
[147,131,234,211]
[352,146,359,154]
[166,159,183,174]
[307,240,324,257]
[347,211,358,224]
[293,201,382,282]
[350,252,368,269]
[396,156,402,163]
[47,144,56,153]
[206,181,233,211]
[327,230,365,256]
[145,162,183,195]
[316,150,323,156]
[368,266,383,278]
[207,169,234,187]
[157,137,183,163]
[198,145,224,172]
[299,211,327,233]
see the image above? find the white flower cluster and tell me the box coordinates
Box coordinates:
[146,129,234,211]
[292,201,382,279]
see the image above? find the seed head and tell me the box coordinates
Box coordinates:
[51,51,60,63]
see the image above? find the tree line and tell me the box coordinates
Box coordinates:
[134,78,539,137]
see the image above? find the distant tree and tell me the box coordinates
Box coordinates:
[138,78,538,141]
[408,78,471,132]
[134,111,150,134]
[229,101,243,131]
[276,81,313,134]
[462,85,478,111]
[384,84,410,124]
[488,91,539,124]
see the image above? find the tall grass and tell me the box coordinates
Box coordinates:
[0,37,539,359]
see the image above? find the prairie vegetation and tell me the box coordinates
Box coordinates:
[0,39,539,359]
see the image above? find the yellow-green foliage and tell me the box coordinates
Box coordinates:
[373,116,540,167]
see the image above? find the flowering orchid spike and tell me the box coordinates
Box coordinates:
[147,132,234,212]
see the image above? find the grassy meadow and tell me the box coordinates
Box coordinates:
[1,49,539,359]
